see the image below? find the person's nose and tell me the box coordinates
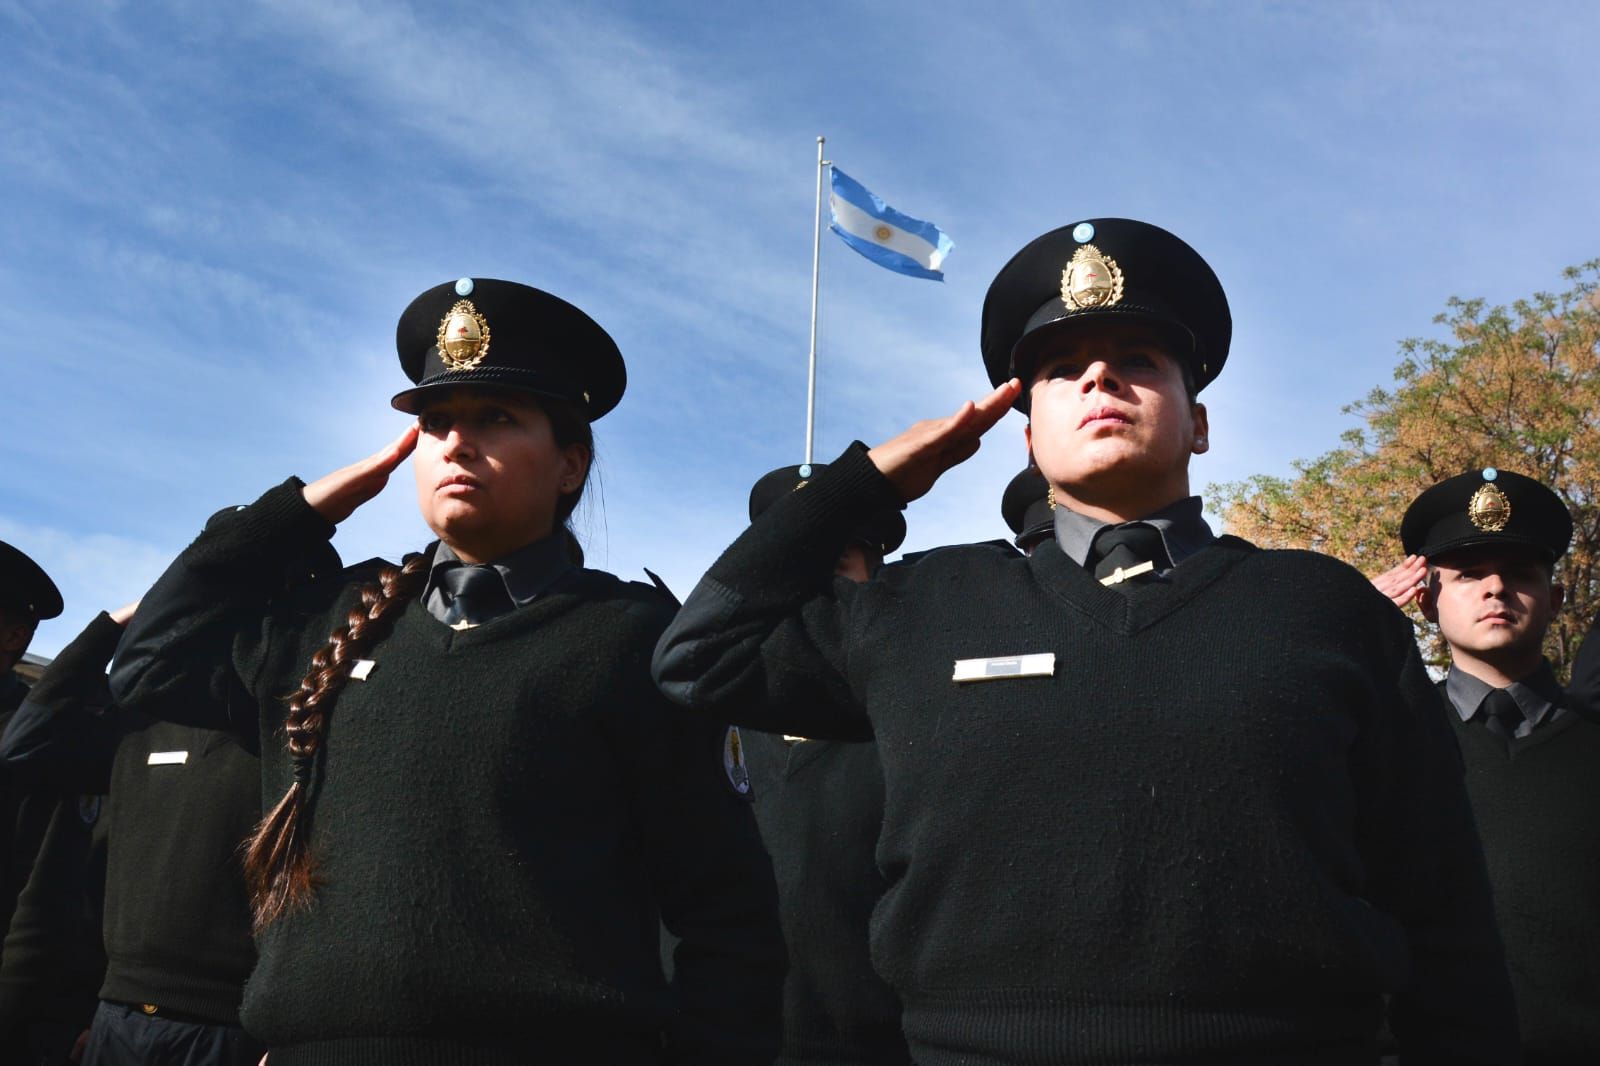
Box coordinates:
[1079,359,1122,395]
[443,424,479,463]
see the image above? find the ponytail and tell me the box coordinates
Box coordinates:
[242,554,428,930]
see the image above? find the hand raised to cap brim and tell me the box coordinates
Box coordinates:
[867,379,1022,505]
[1371,554,1428,609]
[301,424,420,526]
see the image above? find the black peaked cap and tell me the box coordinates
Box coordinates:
[1401,468,1571,562]
[0,541,62,620]
[392,278,625,420]
[1002,467,1054,549]
[981,219,1230,411]
[749,464,906,555]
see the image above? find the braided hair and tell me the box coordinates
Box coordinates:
[242,556,427,929]
[243,395,595,930]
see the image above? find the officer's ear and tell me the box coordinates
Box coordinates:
[1549,581,1566,616]
[1190,403,1209,455]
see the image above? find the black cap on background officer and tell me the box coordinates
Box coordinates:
[1401,467,1572,565]
[1001,467,1052,554]
[0,542,61,687]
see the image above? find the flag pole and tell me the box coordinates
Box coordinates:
[804,136,828,467]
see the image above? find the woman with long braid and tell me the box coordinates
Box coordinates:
[108,279,784,1065]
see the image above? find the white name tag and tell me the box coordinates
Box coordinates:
[147,751,189,766]
[952,652,1056,683]
[350,659,376,681]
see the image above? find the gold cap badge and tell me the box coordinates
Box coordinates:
[1060,244,1124,311]
[1468,482,1512,532]
[437,300,491,371]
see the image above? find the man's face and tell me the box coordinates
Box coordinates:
[1023,320,1207,507]
[1421,546,1563,664]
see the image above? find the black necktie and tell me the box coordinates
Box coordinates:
[1088,523,1173,589]
[439,564,514,627]
[1481,689,1525,741]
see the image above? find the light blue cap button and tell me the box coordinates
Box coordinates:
[455,278,474,296]
[1072,222,1095,243]
[798,464,813,478]
[1482,467,1498,481]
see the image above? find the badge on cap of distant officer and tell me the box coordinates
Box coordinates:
[1400,467,1572,563]
[0,541,63,621]
[748,464,907,555]
[980,218,1231,412]
[722,725,753,800]
[391,278,626,421]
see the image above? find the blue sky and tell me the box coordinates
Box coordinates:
[3,0,1597,656]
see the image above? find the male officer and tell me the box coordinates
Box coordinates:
[740,464,912,1066]
[656,218,1517,1064]
[1394,469,1599,1061]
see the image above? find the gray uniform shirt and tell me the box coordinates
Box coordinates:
[1052,495,1216,573]
[1443,661,1565,740]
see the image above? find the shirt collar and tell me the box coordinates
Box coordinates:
[422,535,575,611]
[1053,495,1216,568]
[1444,660,1564,736]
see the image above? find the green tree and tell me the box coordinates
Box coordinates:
[1211,260,1600,673]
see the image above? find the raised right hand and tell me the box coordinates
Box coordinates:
[1372,554,1428,608]
[301,425,419,525]
[867,380,1021,504]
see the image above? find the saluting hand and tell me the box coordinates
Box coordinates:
[868,380,1022,504]
[301,425,419,525]
[1372,554,1428,608]
[108,600,140,626]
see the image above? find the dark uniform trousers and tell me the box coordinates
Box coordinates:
[83,1002,264,1066]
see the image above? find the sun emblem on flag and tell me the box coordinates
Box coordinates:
[436,300,491,371]
[873,224,893,242]
[1060,244,1125,311]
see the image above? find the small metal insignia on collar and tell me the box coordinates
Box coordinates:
[1060,244,1124,311]
[1468,483,1512,532]
[437,299,491,371]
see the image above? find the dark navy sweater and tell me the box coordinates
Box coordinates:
[654,444,1518,1066]
[110,480,784,1066]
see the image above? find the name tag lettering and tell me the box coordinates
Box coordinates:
[952,652,1056,683]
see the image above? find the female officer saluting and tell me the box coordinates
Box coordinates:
[655,221,1516,1065]
[111,279,783,1065]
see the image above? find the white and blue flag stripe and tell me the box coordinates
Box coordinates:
[828,167,953,281]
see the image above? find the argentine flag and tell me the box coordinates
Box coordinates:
[828,167,953,281]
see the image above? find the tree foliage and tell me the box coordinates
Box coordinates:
[1211,260,1600,673]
